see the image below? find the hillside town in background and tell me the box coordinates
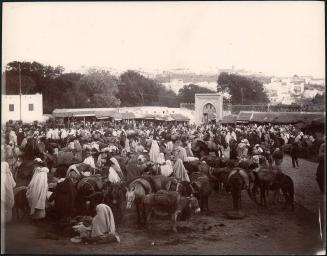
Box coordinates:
[2,61,325,125]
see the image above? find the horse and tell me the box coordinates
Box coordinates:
[191,138,223,158]
[271,172,294,211]
[252,170,294,210]
[125,178,153,225]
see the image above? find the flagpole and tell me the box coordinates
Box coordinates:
[19,63,22,121]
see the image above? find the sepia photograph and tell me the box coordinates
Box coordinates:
[1,1,325,254]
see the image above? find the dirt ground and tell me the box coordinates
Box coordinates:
[3,156,325,255]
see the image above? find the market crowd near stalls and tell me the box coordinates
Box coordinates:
[1,118,325,244]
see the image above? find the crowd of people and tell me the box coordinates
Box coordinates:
[1,118,324,243]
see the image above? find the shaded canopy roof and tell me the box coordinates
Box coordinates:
[237,112,253,122]
[95,110,118,119]
[121,112,136,119]
[170,113,190,121]
[52,109,96,118]
[221,115,237,124]
[235,111,325,124]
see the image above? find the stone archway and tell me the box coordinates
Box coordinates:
[202,103,216,123]
[194,93,223,124]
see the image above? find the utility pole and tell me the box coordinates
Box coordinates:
[19,63,22,121]
[241,87,244,105]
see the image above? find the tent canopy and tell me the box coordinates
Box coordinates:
[170,113,190,122]
[221,115,237,124]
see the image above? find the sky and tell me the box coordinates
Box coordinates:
[2,1,325,78]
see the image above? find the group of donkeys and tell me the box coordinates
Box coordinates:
[124,153,294,231]
[12,139,295,233]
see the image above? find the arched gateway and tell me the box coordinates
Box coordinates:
[195,93,223,124]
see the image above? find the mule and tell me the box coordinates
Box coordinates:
[125,178,153,225]
[144,190,200,233]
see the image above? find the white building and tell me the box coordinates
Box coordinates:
[308,78,325,86]
[303,89,324,99]
[263,76,309,104]
[2,94,43,124]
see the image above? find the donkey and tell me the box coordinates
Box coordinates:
[125,178,153,225]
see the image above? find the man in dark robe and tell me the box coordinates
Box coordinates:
[49,165,77,222]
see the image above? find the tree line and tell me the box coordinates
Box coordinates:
[3,61,272,114]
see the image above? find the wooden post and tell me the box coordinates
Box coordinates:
[19,63,22,121]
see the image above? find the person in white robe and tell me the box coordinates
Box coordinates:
[1,161,16,222]
[173,159,190,182]
[160,160,173,177]
[26,162,49,220]
[108,165,121,184]
[83,148,96,170]
[60,128,68,140]
[52,128,60,141]
[46,128,53,140]
[72,204,120,243]
[125,137,130,153]
[109,157,124,179]
[166,140,174,153]
[174,142,188,162]
[149,140,160,163]
[9,130,17,146]
[231,131,237,141]
[158,153,165,165]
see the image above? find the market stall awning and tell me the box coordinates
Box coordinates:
[134,113,145,119]
[72,110,96,117]
[237,112,253,123]
[95,110,117,119]
[143,114,156,120]
[112,112,122,121]
[52,109,74,118]
[170,113,190,122]
[121,112,136,119]
[221,115,237,124]
[251,112,277,123]
[163,115,175,121]
[52,109,96,118]
[237,111,325,125]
